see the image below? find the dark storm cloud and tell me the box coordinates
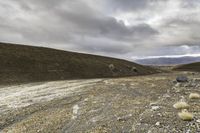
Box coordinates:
[0,0,200,58]
[58,9,158,40]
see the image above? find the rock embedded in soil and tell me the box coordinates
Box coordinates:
[151,106,160,111]
[176,76,188,83]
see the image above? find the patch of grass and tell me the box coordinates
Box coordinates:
[189,93,200,99]
[178,109,193,121]
[173,101,190,109]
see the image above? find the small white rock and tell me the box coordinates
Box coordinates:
[151,106,160,111]
[163,94,170,98]
[155,122,160,126]
[150,102,158,106]
[84,98,89,101]
[196,119,200,123]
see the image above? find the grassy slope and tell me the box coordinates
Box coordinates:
[0,42,158,84]
[173,62,200,72]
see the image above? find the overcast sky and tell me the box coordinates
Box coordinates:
[1,0,200,60]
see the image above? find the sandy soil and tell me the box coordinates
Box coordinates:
[0,72,200,133]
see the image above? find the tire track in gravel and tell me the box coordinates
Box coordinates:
[0,79,102,114]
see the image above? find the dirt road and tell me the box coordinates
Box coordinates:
[0,72,200,133]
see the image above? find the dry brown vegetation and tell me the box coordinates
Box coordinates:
[173,101,190,109]
[178,109,194,121]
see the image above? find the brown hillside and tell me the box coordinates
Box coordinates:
[173,62,200,72]
[0,42,158,84]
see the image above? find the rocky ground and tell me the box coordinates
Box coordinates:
[0,71,200,133]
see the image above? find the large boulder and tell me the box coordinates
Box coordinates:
[176,76,188,83]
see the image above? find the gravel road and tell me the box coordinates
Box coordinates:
[0,72,200,133]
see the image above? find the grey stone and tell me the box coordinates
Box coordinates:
[176,76,188,83]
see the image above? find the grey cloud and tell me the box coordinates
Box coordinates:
[59,9,158,40]
[0,0,158,48]
[151,45,200,56]
[0,0,200,58]
[109,0,149,11]
[15,0,67,10]
[181,0,200,8]
[106,0,169,12]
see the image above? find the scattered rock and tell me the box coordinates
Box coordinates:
[172,80,177,84]
[156,113,162,117]
[178,109,193,121]
[175,83,181,87]
[155,122,160,126]
[151,106,160,111]
[150,102,158,106]
[117,114,132,122]
[163,94,170,98]
[173,101,190,109]
[173,87,181,93]
[189,93,200,99]
[72,104,79,119]
[176,76,188,83]
[196,119,200,123]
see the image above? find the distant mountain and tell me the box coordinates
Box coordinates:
[135,56,200,66]
[0,42,158,85]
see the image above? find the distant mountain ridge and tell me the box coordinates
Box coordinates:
[135,56,200,66]
[0,42,158,85]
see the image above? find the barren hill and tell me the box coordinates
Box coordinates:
[173,62,200,72]
[0,42,157,84]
